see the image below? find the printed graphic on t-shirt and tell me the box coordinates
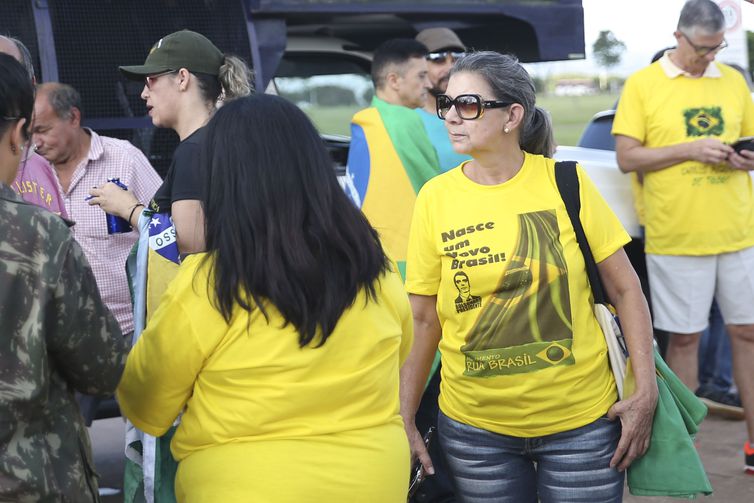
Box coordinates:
[459,210,574,378]
[453,271,482,313]
[684,107,724,136]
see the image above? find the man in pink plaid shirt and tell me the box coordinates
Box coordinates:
[32,82,162,422]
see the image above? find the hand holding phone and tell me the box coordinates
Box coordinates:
[731,136,754,155]
[407,426,435,499]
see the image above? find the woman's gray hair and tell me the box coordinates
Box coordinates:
[678,0,725,36]
[450,51,553,156]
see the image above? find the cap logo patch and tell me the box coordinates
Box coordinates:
[149,38,163,55]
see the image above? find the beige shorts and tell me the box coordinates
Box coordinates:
[646,245,754,334]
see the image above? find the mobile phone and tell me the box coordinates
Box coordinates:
[407,426,436,499]
[731,136,754,154]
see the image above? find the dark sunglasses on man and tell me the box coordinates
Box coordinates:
[427,51,466,63]
[436,93,513,120]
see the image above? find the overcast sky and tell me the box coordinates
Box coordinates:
[525,0,754,77]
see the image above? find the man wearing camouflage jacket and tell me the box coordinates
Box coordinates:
[0,181,128,501]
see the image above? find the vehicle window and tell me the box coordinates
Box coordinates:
[577,113,616,151]
[273,54,373,137]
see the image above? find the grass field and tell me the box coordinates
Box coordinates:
[305,93,620,147]
[537,93,619,147]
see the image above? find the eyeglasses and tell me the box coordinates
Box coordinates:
[680,32,727,57]
[2,115,19,121]
[436,94,513,120]
[427,51,466,63]
[144,69,176,89]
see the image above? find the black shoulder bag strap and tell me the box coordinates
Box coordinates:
[554,161,609,306]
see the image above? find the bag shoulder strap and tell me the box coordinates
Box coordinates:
[554,161,609,305]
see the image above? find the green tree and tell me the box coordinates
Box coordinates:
[592,30,626,70]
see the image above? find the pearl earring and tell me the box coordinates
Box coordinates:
[504,127,510,134]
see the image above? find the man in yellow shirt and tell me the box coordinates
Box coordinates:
[613,0,754,473]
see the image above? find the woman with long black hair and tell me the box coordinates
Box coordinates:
[117,94,413,502]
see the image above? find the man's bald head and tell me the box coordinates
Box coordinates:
[0,36,35,83]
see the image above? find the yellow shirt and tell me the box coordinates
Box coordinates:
[613,60,754,255]
[406,154,629,437]
[117,254,413,502]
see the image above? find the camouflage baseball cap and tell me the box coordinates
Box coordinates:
[119,30,223,79]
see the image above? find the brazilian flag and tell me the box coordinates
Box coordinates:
[345,96,440,278]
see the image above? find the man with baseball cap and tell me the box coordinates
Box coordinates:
[415,27,470,172]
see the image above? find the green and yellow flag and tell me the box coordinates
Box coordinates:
[345,97,440,278]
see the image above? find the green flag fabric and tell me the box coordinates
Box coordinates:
[627,351,713,498]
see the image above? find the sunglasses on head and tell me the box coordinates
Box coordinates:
[144,69,177,89]
[427,51,466,63]
[436,94,513,120]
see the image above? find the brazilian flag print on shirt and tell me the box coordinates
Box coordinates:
[344,97,440,278]
[406,154,630,438]
[462,209,575,377]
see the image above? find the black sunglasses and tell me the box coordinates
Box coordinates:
[436,94,513,120]
[680,32,727,57]
[427,51,466,63]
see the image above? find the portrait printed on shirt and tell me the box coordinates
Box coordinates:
[453,271,482,313]
[443,210,574,378]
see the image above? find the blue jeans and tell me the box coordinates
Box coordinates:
[438,411,624,503]
[698,300,734,393]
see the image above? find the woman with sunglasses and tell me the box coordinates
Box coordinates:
[400,51,658,502]
[0,53,127,502]
[90,29,252,255]
[86,30,252,502]
[117,94,413,502]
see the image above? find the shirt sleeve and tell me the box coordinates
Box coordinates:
[47,238,128,396]
[577,164,632,263]
[405,185,441,295]
[116,264,211,436]
[612,73,646,143]
[129,148,163,205]
[169,140,203,203]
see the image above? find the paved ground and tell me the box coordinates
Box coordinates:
[91,414,754,502]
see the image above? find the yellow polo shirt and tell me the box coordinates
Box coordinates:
[613,56,754,255]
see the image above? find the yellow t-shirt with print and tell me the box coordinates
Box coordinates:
[406,153,630,438]
[613,61,754,255]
